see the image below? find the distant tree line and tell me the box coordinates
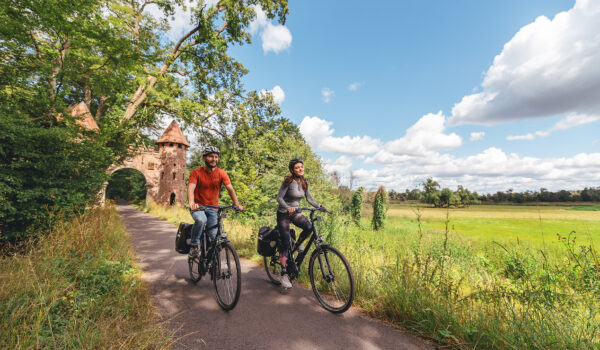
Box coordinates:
[387,182,600,205]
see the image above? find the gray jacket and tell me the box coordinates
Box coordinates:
[276,179,319,213]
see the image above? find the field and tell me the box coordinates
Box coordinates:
[143,201,600,349]
[384,203,600,246]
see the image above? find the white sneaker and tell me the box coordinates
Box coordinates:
[280,274,292,289]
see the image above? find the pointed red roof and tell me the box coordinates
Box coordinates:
[66,102,99,130]
[157,120,189,146]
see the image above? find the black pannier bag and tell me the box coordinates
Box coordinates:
[257,226,279,257]
[176,222,193,254]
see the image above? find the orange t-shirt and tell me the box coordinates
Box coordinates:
[188,167,231,206]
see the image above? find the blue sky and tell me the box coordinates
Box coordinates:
[160,0,600,193]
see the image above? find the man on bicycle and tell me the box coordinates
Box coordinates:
[187,146,243,257]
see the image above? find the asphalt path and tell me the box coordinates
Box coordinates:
[117,203,434,350]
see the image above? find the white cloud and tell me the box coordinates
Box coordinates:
[299,116,382,155]
[348,82,362,91]
[386,112,462,156]
[507,112,600,140]
[449,0,600,126]
[321,88,334,103]
[251,6,292,53]
[358,147,600,193]
[259,85,285,104]
[325,156,353,175]
[470,131,485,141]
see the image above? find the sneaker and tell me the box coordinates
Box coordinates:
[189,246,200,257]
[280,274,292,289]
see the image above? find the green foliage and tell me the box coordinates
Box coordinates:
[106,169,147,203]
[0,113,113,242]
[350,187,364,226]
[372,185,387,230]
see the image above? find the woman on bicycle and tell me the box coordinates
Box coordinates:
[276,158,325,289]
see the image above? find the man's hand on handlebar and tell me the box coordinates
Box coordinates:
[235,204,244,211]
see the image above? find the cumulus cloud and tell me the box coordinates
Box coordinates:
[259,85,285,104]
[386,112,462,156]
[348,82,363,91]
[470,131,485,141]
[507,112,600,140]
[358,147,600,193]
[325,156,353,175]
[299,116,382,155]
[449,0,600,126]
[321,88,334,103]
[251,6,292,53]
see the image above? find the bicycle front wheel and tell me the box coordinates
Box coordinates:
[212,242,242,311]
[308,246,355,313]
[188,256,202,283]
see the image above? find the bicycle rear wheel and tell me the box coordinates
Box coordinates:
[188,256,202,283]
[212,242,242,311]
[308,246,355,313]
[264,254,281,285]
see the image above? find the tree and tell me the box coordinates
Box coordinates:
[350,187,364,226]
[421,177,441,207]
[372,185,387,230]
[0,0,290,240]
[1,0,289,140]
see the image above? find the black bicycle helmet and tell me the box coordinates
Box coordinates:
[288,157,303,172]
[202,146,220,157]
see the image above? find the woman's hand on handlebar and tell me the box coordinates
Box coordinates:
[319,206,328,212]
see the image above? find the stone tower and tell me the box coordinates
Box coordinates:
[156,121,189,206]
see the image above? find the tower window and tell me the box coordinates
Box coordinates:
[170,143,173,147]
[178,144,182,148]
[161,171,164,179]
[173,172,176,180]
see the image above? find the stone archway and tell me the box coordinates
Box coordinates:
[69,102,189,207]
[99,146,162,206]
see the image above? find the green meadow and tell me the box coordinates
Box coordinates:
[384,203,600,246]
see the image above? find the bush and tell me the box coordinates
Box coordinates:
[0,113,113,242]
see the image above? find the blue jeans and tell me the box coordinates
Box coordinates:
[190,208,218,246]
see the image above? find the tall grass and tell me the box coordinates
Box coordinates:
[142,202,600,349]
[0,204,171,349]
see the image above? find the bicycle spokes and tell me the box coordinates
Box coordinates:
[309,246,355,313]
[212,243,241,311]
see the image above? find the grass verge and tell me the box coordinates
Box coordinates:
[0,204,171,349]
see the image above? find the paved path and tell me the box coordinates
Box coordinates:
[117,203,434,350]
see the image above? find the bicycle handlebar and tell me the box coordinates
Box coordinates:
[296,207,328,213]
[191,205,243,213]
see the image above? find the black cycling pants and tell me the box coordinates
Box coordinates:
[276,211,312,258]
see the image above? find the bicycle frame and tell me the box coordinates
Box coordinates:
[283,207,329,280]
[193,205,237,277]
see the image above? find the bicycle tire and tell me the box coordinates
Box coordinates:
[188,256,202,283]
[308,246,355,313]
[212,242,242,311]
[264,254,281,285]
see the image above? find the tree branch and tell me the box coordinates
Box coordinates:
[28,31,42,59]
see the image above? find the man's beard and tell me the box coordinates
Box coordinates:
[206,162,217,169]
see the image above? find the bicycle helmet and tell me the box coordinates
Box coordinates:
[202,146,220,157]
[289,158,303,172]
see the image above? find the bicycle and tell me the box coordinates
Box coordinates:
[263,207,355,313]
[188,205,242,311]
